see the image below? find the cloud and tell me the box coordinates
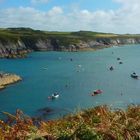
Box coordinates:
[0,6,64,30]
[31,0,49,5]
[48,6,63,15]
[1,1,140,33]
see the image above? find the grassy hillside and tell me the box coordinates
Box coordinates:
[0,105,140,140]
[1,27,140,41]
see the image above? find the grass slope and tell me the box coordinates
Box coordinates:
[1,28,140,41]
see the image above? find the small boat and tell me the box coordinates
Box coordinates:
[119,62,123,64]
[92,89,103,96]
[52,93,59,99]
[78,64,82,68]
[48,93,59,99]
[109,66,114,71]
[117,58,121,60]
[131,73,139,79]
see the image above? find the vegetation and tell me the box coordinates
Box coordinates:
[1,27,140,58]
[0,105,140,140]
[1,27,140,43]
[1,27,140,55]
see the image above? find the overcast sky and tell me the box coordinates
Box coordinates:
[0,0,140,33]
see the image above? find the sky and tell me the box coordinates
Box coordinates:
[0,0,140,33]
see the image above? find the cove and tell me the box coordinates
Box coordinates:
[0,44,140,120]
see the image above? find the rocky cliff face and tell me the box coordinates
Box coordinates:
[0,37,140,58]
[0,40,29,58]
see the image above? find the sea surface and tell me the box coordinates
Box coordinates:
[0,45,140,120]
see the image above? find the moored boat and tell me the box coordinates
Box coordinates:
[91,89,103,96]
[131,73,139,79]
[52,93,59,98]
[48,93,60,99]
[119,61,123,64]
[109,66,114,71]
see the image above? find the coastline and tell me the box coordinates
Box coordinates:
[1,28,140,58]
[0,44,140,139]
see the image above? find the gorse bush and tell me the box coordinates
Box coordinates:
[0,105,140,140]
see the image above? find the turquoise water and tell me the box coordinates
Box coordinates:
[0,45,140,119]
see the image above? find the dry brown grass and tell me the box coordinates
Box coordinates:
[0,106,140,140]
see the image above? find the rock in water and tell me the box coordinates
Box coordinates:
[0,73,22,90]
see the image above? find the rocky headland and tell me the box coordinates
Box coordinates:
[0,28,140,58]
[0,72,22,89]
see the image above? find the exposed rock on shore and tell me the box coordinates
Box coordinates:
[1,37,140,58]
[0,73,22,89]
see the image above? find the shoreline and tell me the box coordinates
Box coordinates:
[1,27,140,58]
[1,43,139,59]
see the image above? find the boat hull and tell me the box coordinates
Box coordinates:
[131,74,138,79]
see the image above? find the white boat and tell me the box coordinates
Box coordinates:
[48,93,59,99]
[78,64,82,67]
[131,73,139,79]
[52,93,59,98]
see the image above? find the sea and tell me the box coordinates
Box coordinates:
[0,44,140,120]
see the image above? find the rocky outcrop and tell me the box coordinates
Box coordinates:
[63,38,140,51]
[0,73,22,89]
[0,40,29,58]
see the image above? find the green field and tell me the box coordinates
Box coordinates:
[1,27,140,41]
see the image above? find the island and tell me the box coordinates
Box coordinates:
[0,72,22,89]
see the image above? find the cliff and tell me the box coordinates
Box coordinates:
[0,28,140,58]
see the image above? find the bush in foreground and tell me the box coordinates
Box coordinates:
[0,106,140,140]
